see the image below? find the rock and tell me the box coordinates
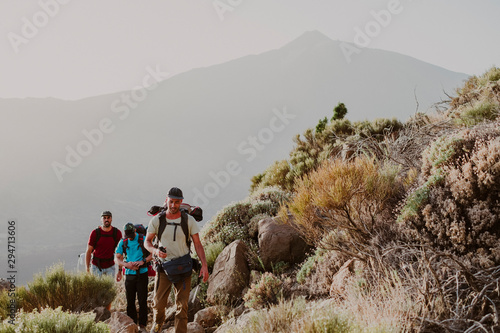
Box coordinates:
[164,322,204,333]
[94,306,111,322]
[207,240,250,305]
[164,306,176,323]
[213,309,256,333]
[105,311,138,333]
[329,259,354,297]
[187,322,205,333]
[194,306,226,328]
[258,216,310,270]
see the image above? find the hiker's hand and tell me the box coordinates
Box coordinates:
[156,248,167,259]
[116,270,122,282]
[126,262,138,270]
[200,264,209,283]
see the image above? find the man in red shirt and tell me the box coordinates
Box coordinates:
[85,211,122,278]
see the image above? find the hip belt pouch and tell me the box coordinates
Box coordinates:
[161,254,193,283]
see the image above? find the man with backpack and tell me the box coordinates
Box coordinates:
[115,223,152,332]
[85,211,122,278]
[145,187,209,333]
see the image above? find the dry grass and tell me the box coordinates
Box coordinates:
[281,157,404,261]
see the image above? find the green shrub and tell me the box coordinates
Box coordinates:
[315,116,328,134]
[246,239,264,272]
[250,160,292,192]
[450,67,500,114]
[15,263,116,313]
[455,100,499,126]
[332,102,348,121]
[204,241,226,271]
[201,187,291,246]
[251,116,404,192]
[326,118,353,136]
[0,307,109,333]
[0,291,13,322]
[352,118,403,138]
[296,248,327,284]
[243,272,283,309]
[477,66,500,87]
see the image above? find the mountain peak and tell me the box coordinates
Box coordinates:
[284,30,334,49]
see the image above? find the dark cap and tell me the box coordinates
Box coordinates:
[101,211,112,217]
[124,223,135,237]
[167,187,184,200]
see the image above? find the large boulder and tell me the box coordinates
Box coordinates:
[207,240,250,305]
[258,216,310,270]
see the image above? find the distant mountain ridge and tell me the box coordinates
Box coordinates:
[0,30,469,284]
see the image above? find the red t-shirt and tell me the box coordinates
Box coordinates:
[88,227,122,269]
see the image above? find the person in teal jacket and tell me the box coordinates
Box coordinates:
[115,223,152,332]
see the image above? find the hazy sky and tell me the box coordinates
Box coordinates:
[0,0,499,100]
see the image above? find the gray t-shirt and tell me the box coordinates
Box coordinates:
[147,213,199,262]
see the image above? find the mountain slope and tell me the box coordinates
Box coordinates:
[0,30,468,284]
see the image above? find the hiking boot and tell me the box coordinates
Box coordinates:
[149,323,161,333]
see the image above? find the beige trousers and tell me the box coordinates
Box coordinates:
[152,271,191,333]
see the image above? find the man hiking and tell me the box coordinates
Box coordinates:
[115,223,152,332]
[85,211,122,278]
[145,187,209,333]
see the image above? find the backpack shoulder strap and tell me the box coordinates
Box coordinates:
[122,238,128,258]
[138,234,149,259]
[158,211,167,242]
[93,227,101,248]
[180,210,191,251]
[112,227,120,248]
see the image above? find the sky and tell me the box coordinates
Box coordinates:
[0,0,499,100]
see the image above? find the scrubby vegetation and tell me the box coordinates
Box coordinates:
[250,116,404,192]
[243,272,284,309]
[281,157,406,261]
[0,307,109,333]
[200,186,292,272]
[202,67,500,332]
[0,263,116,323]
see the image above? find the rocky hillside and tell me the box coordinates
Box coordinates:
[190,67,500,333]
[2,67,498,333]
[103,67,500,333]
